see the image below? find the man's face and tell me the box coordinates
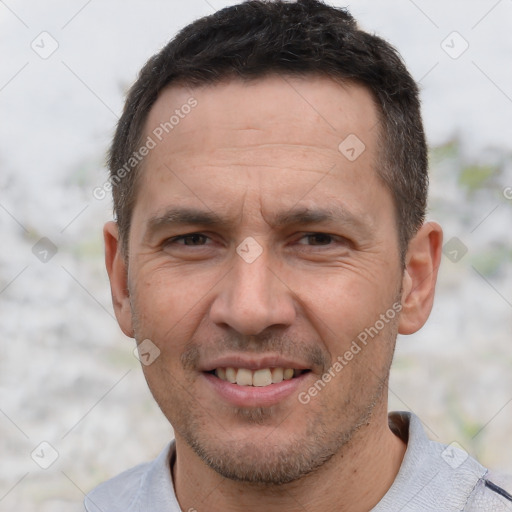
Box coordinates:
[122,75,405,483]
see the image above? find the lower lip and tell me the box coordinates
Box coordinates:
[202,372,310,408]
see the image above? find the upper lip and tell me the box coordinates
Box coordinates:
[200,353,312,372]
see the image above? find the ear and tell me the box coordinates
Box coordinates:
[104,221,134,338]
[398,221,443,335]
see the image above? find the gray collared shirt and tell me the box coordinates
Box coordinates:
[84,411,512,511]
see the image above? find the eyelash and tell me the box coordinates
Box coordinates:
[297,233,337,246]
[165,232,344,248]
[167,233,210,246]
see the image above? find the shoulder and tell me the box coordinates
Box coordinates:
[466,472,512,511]
[84,442,175,512]
[84,460,153,512]
[376,412,512,511]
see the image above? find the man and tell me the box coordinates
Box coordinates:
[85,1,512,510]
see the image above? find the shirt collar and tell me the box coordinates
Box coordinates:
[371,411,487,511]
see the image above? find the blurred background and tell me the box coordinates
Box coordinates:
[0,1,511,510]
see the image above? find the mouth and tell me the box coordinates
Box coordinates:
[200,355,315,407]
[206,367,311,387]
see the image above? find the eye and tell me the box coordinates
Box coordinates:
[297,233,337,246]
[166,233,210,246]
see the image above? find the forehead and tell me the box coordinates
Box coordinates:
[144,74,379,159]
[134,74,387,229]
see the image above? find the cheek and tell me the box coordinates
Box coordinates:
[130,270,206,343]
[290,269,399,356]
[293,268,390,319]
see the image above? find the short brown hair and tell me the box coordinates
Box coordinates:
[108,0,428,260]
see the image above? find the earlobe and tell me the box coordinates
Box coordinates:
[104,221,135,338]
[398,221,443,335]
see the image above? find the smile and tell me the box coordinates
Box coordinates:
[210,367,310,387]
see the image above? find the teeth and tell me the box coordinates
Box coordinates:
[271,367,283,383]
[236,368,253,386]
[283,368,294,380]
[253,369,272,387]
[225,367,237,383]
[214,367,301,387]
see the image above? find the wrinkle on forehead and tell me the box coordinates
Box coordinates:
[145,74,379,157]
[133,75,390,245]
[139,76,380,210]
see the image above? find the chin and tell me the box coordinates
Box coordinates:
[179,409,363,486]
[191,435,335,485]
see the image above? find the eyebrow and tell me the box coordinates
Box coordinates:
[269,205,371,233]
[146,208,222,233]
[144,204,373,239]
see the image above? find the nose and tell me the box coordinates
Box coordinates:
[209,247,296,336]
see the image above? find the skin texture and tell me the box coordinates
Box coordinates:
[104,75,443,512]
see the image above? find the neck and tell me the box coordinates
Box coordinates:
[172,405,406,512]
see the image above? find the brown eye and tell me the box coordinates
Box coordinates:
[167,233,210,246]
[181,234,208,245]
[302,233,334,246]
